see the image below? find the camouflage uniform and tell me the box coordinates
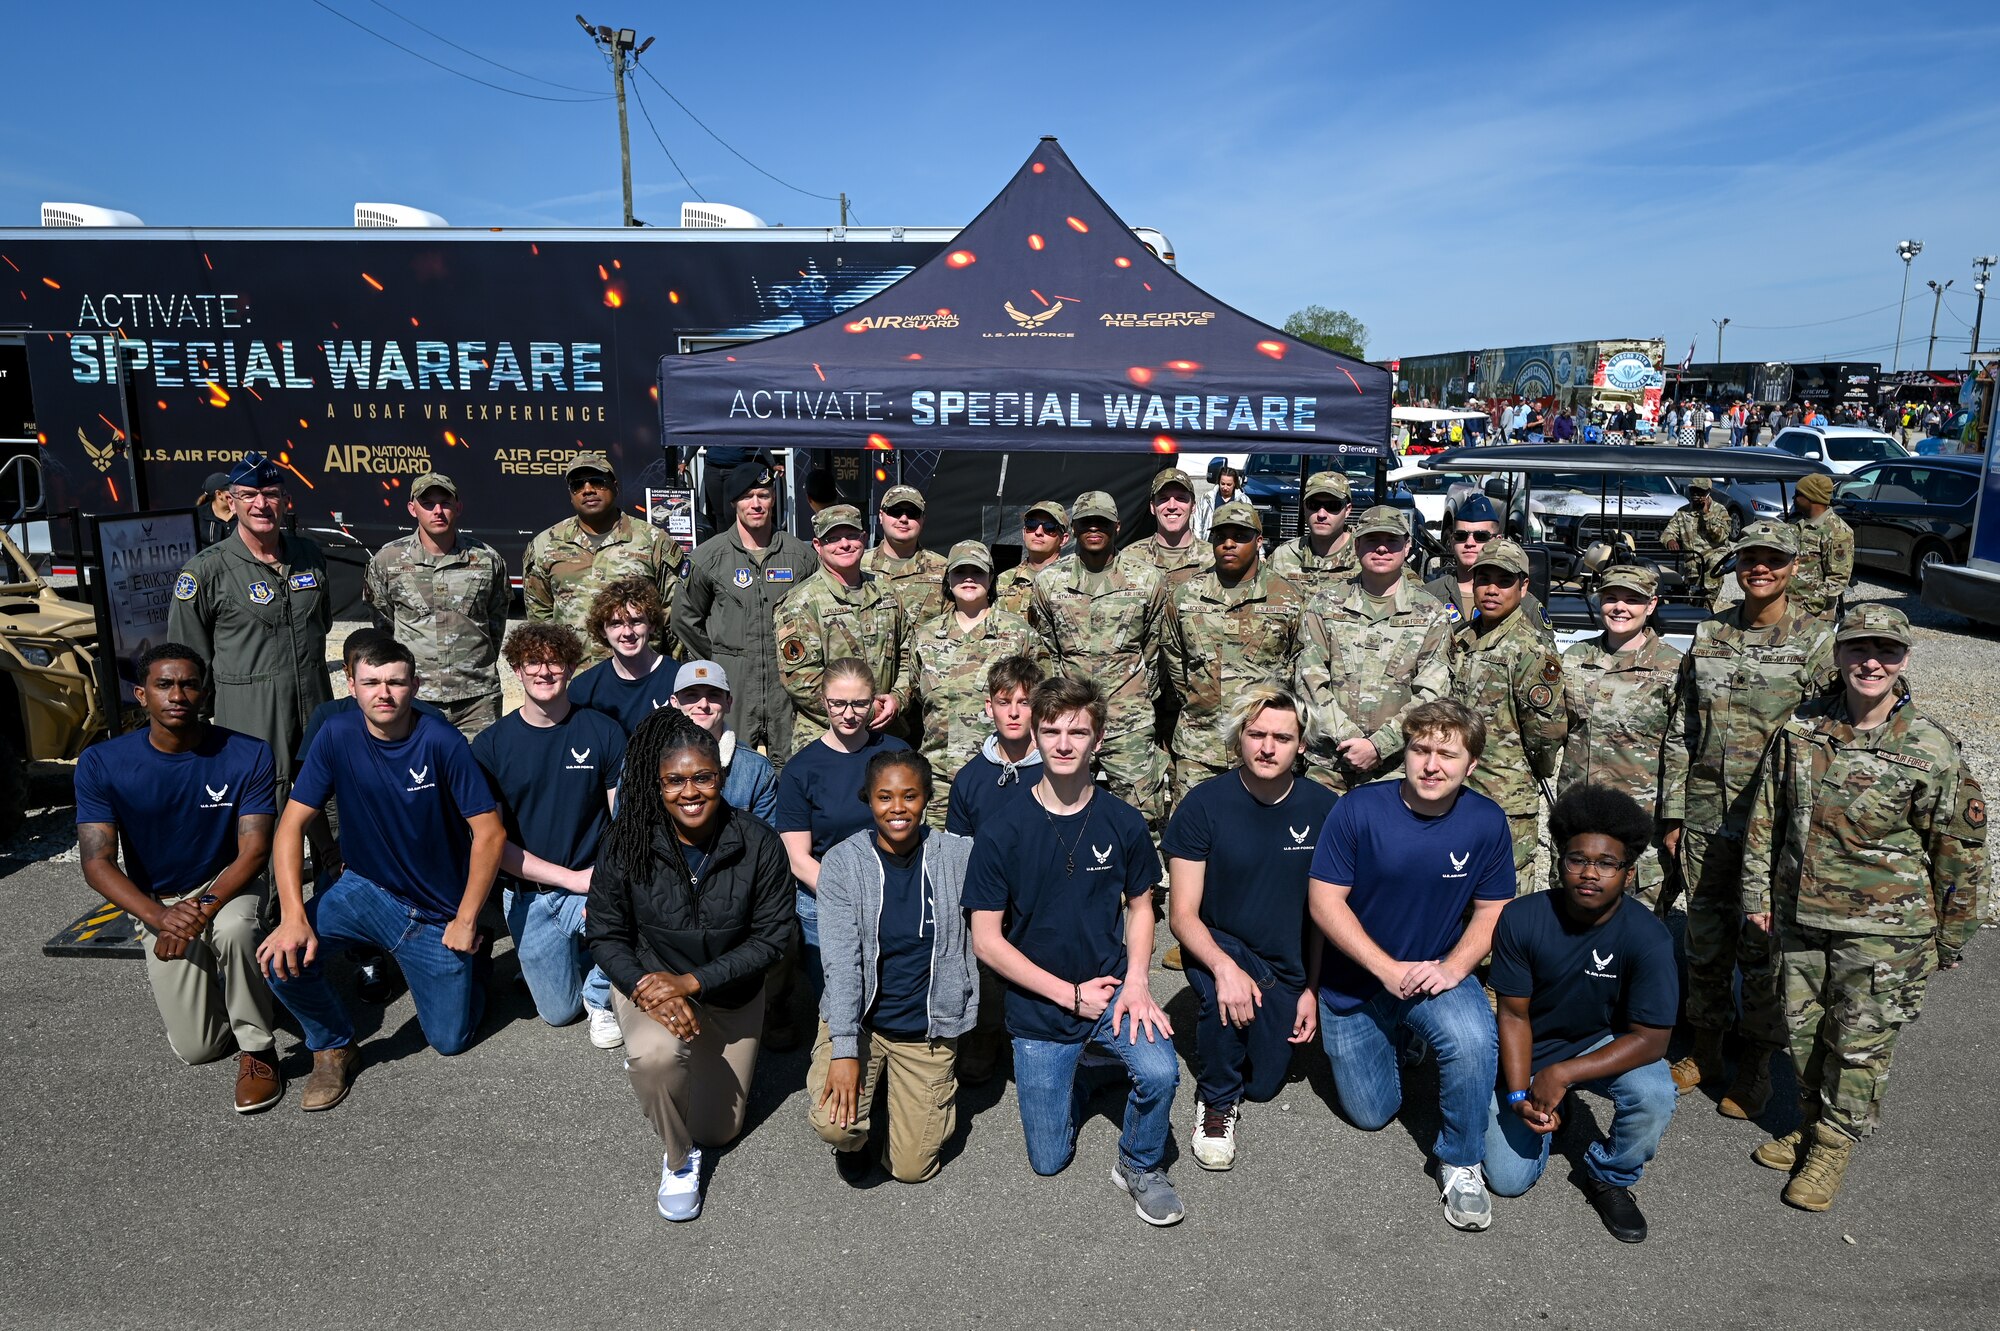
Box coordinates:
[1663,604,1836,1050]
[1267,533,1358,600]
[773,569,911,754]
[1112,536,1213,591]
[1293,577,1453,793]
[363,531,510,734]
[1743,692,1987,1140]
[523,515,685,665]
[909,606,1040,821]
[1558,629,1684,905]
[671,525,819,761]
[1790,510,1855,620]
[1421,573,1553,642]
[995,561,1059,621]
[1450,607,1567,877]
[862,543,949,630]
[1661,499,1734,604]
[1029,555,1172,822]
[1161,563,1306,795]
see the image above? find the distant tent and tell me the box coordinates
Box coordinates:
[659,138,1391,460]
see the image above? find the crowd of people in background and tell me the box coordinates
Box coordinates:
[85,444,1986,1243]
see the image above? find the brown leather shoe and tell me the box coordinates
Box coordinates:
[300,1048,356,1112]
[234,1050,283,1114]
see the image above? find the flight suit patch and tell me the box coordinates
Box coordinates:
[733,568,755,588]
[247,581,274,605]
[288,571,319,591]
[173,572,198,601]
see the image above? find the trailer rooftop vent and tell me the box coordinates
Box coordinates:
[680,202,767,229]
[354,202,450,228]
[41,202,145,227]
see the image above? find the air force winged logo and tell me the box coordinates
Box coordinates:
[1451,852,1469,870]
[571,748,591,764]
[407,765,431,791]
[1004,299,1063,329]
[203,784,229,804]
[78,427,116,472]
[1588,948,1617,978]
[1592,949,1615,970]
[1092,843,1112,865]
[1289,825,1311,845]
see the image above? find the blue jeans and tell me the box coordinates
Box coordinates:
[1484,1040,1677,1195]
[1318,976,1497,1168]
[796,888,824,998]
[266,871,483,1056]
[1185,929,1299,1112]
[502,887,611,1026]
[1011,986,1181,1175]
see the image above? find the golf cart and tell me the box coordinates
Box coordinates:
[1417,443,1826,648]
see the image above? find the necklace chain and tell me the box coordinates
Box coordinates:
[1036,784,1095,876]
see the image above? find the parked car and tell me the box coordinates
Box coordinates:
[1208,452,1413,542]
[1831,456,1980,584]
[1768,425,1909,474]
[1389,463,1476,535]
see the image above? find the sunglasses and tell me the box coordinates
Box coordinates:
[882,506,924,520]
[1473,570,1521,587]
[1022,519,1064,534]
[413,494,457,510]
[1307,498,1347,513]
[568,474,612,492]
[1455,530,1498,544]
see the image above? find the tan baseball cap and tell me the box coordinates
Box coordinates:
[1597,564,1660,598]
[1835,603,1912,647]
[1150,467,1196,498]
[812,503,865,539]
[564,451,615,480]
[1473,538,1532,577]
[1208,500,1263,535]
[410,472,458,498]
[1733,518,1799,558]
[1685,475,1712,492]
[881,484,927,512]
[1352,505,1409,540]
[1071,491,1120,523]
[1024,500,1069,530]
[946,540,994,574]
[1303,470,1352,501]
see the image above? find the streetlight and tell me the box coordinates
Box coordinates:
[1972,256,1997,361]
[1893,239,1923,373]
[1712,316,1730,361]
[1926,278,1954,372]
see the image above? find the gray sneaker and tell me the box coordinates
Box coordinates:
[1439,1161,1492,1232]
[1112,1160,1186,1227]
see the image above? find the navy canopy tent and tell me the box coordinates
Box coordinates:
[658,139,1390,461]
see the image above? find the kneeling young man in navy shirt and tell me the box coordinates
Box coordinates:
[1310,698,1512,1232]
[258,639,504,1110]
[963,675,1184,1227]
[1485,783,1678,1243]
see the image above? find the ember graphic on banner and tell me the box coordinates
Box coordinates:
[660,140,1391,458]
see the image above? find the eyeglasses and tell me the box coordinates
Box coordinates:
[1022,519,1064,534]
[515,660,568,676]
[1307,499,1347,513]
[825,698,873,713]
[1560,852,1628,875]
[568,474,612,492]
[661,771,721,792]
[230,486,285,503]
[882,506,924,520]
[1455,530,1498,544]
[413,494,457,510]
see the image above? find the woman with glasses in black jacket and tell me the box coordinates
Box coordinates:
[587,708,793,1223]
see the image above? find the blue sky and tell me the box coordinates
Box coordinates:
[4,1,1997,368]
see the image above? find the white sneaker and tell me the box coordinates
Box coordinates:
[586,1003,624,1050]
[1190,1100,1239,1171]
[657,1147,703,1222]
[1439,1162,1493,1232]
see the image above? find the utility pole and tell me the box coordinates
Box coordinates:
[839,192,848,227]
[1712,316,1730,362]
[577,16,654,227]
[1926,278,1954,372]
[1972,256,1996,362]
[1893,239,1923,372]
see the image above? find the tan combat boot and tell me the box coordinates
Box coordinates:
[1718,1045,1776,1119]
[1753,1097,1818,1170]
[1670,1028,1725,1095]
[1782,1123,1854,1211]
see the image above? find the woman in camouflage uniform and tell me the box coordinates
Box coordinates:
[908,541,1039,826]
[1739,605,1986,1212]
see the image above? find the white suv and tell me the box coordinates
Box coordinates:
[1768,425,1909,475]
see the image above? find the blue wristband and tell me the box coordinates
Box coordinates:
[1505,1089,1531,1106]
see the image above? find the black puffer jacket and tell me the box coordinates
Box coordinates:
[586,808,794,1011]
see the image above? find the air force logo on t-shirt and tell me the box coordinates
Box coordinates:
[1444,850,1470,880]
[200,782,231,810]
[566,747,596,772]
[1283,823,1315,853]
[1587,948,1618,980]
[1086,843,1114,872]
[407,764,434,793]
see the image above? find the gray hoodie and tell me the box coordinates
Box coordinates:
[815,827,977,1058]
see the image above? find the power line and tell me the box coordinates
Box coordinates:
[307,0,610,103]
[1731,297,1913,331]
[633,60,844,206]
[628,74,706,204]
[363,0,604,94]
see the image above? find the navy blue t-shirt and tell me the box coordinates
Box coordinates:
[471,706,627,882]
[1309,779,1514,1014]
[945,752,1042,836]
[868,839,935,1038]
[961,790,1158,1043]
[1162,772,1338,991]
[302,695,445,761]
[1491,891,1679,1072]
[775,732,911,867]
[569,656,678,737]
[74,726,277,898]
[290,709,498,921]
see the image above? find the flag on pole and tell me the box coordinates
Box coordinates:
[1680,341,1695,372]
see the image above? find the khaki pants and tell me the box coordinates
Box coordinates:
[614,986,764,1171]
[434,691,502,737]
[136,889,277,1064]
[806,1019,958,1183]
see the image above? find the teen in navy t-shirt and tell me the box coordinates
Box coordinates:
[473,707,627,878]
[569,656,677,736]
[776,731,911,868]
[1491,891,1677,1072]
[75,725,277,899]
